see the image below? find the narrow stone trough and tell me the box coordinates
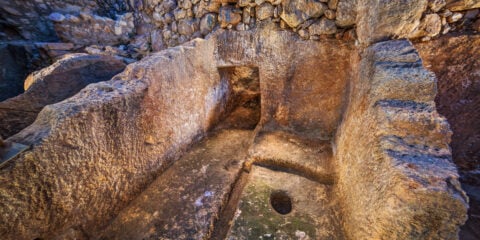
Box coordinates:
[98,129,254,239]
[96,127,344,239]
[95,115,344,239]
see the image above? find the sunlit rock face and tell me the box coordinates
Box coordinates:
[0,0,478,239]
[0,39,221,239]
[0,54,126,139]
[334,39,467,240]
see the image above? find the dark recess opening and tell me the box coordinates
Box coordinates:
[0,44,30,101]
[216,66,261,130]
[270,190,292,215]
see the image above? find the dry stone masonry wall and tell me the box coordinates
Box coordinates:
[0,0,99,41]
[410,0,480,41]
[2,0,479,60]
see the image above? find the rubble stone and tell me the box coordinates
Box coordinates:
[428,0,447,12]
[409,13,442,38]
[256,3,275,21]
[308,18,338,35]
[328,0,339,10]
[219,5,242,28]
[177,19,197,36]
[446,0,480,11]
[200,13,218,35]
[280,0,327,28]
[335,0,357,27]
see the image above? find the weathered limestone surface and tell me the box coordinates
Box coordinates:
[356,0,428,45]
[335,0,357,28]
[280,0,327,28]
[0,54,126,139]
[215,66,261,130]
[0,25,472,240]
[216,26,355,139]
[446,0,480,11]
[99,130,253,239]
[334,39,468,239]
[0,39,222,239]
[0,27,356,238]
[414,34,480,240]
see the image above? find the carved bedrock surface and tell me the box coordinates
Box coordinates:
[0,27,469,240]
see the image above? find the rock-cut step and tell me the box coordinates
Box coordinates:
[98,129,254,240]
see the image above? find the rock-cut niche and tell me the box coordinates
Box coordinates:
[216,66,261,130]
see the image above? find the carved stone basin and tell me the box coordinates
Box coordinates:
[226,166,344,239]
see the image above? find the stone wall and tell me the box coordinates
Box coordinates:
[0,26,470,239]
[0,38,223,239]
[49,12,136,46]
[215,27,355,139]
[0,0,134,41]
[44,0,479,63]
[48,0,480,50]
[0,0,99,41]
[44,0,357,59]
[0,28,357,238]
[1,0,479,61]
[334,40,468,239]
[357,0,480,45]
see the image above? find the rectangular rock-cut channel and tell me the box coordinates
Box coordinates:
[227,165,344,239]
[98,129,253,239]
